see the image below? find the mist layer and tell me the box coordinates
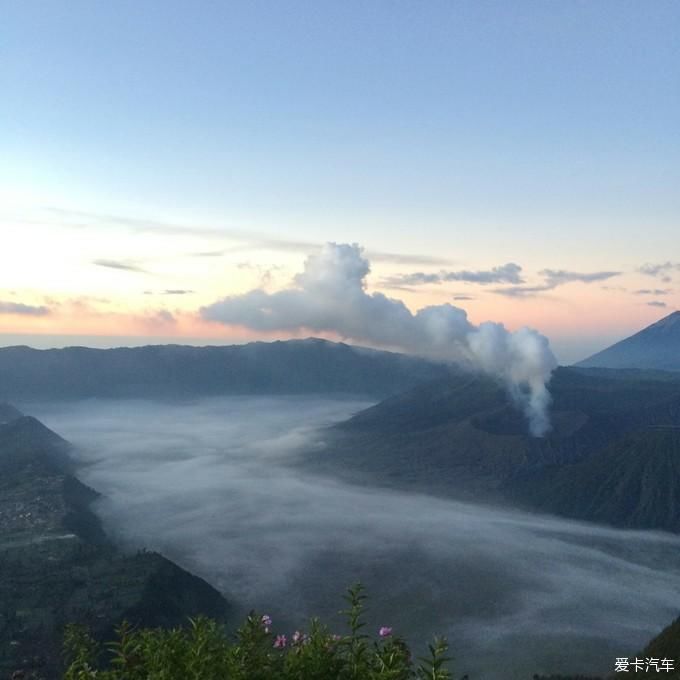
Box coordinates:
[29,397,680,679]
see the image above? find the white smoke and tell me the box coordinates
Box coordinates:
[201,243,558,435]
[467,324,555,436]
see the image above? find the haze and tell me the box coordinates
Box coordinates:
[29,396,680,680]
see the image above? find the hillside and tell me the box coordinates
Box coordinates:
[578,311,680,370]
[633,615,680,679]
[509,428,680,531]
[0,407,231,678]
[537,613,680,679]
[0,339,446,401]
[305,367,680,529]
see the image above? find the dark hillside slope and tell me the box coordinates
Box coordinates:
[0,410,231,678]
[509,428,680,531]
[306,367,680,528]
[634,615,680,679]
[0,339,446,401]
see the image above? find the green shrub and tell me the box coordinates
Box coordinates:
[63,584,454,679]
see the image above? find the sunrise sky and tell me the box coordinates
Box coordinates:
[2,1,679,363]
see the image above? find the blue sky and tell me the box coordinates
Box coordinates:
[1,1,679,362]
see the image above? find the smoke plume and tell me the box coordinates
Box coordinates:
[202,243,557,435]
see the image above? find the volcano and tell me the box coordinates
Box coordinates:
[577,310,680,370]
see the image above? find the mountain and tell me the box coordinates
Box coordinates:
[633,615,680,679]
[0,407,231,678]
[510,427,680,531]
[0,339,446,401]
[577,311,680,370]
[304,366,680,529]
[0,403,24,424]
[540,612,680,679]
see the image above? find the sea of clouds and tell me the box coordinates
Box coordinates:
[29,396,680,679]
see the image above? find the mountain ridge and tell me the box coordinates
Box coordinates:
[0,338,447,401]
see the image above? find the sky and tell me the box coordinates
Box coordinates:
[1,1,679,363]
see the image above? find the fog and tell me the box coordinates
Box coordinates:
[30,397,680,679]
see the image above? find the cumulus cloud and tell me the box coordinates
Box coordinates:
[201,243,557,435]
[0,300,50,316]
[494,269,621,298]
[648,301,668,308]
[382,263,523,288]
[639,262,680,282]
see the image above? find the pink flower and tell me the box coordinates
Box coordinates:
[292,630,308,644]
[273,634,287,648]
[379,626,393,638]
[261,614,272,633]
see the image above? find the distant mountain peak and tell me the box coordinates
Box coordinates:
[0,402,24,424]
[577,311,680,370]
[649,309,680,329]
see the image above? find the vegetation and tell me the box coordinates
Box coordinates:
[63,585,455,680]
[309,366,680,531]
[0,414,231,679]
[511,427,680,531]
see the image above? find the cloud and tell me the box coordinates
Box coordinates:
[492,284,555,298]
[192,250,227,257]
[236,262,283,288]
[50,208,451,267]
[638,262,680,283]
[633,289,672,296]
[201,242,557,435]
[453,295,475,301]
[647,301,668,308]
[30,397,680,680]
[540,269,621,286]
[368,251,451,266]
[153,309,176,324]
[93,259,148,273]
[131,309,177,329]
[494,269,621,298]
[382,263,524,289]
[381,272,441,287]
[0,300,50,316]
